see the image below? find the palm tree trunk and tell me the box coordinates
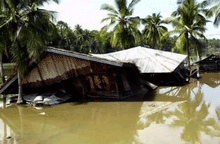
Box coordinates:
[196,49,200,78]
[187,45,191,75]
[17,70,23,104]
[186,33,191,76]
[0,53,5,84]
[152,37,156,49]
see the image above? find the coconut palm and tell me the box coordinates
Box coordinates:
[73,24,85,52]
[142,13,168,49]
[55,21,75,50]
[101,0,141,49]
[166,0,208,71]
[0,0,59,103]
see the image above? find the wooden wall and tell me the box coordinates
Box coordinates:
[22,53,123,98]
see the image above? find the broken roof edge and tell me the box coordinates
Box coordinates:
[0,74,17,94]
[46,47,124,67]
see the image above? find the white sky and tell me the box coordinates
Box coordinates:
[43,0,220,39]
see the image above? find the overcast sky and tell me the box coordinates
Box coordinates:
[43,0,220,39]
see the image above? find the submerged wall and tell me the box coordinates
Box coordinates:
[21,53,143,99]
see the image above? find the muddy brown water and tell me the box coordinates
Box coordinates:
[0,73,220,144]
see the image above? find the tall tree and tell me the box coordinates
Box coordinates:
[55,21,75,50]
[101,0,141,49]
[0,0,59,103]
[142,13,168,49]
[90,30,114,53]
[166,0,208,72]
[73,24,84,52]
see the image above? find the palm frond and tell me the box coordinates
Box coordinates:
[128,0,140,10]
[128,16,140,25]
[100,3,119,15]
[36,0,60,6]
[174,32,187,53]
[101,25,110,32]
[101,17,112,23]
[206,3,220,27]
[0,16,12,28]
[115,0,127,15]
[10,39,29,75]
[190,35,203,57]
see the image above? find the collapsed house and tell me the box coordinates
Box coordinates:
[0,47,149,100]
[92,46,189,86]
[195,53,220,72]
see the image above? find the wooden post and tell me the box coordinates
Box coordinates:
[0,53,5,84]
[17,71,23,104]
[3,94,6,108]
[78,77,87,100]
[113,73,120,100]
[197,50,200,78]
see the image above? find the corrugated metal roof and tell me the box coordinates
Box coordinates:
[195,54,220,64]
[92,46,187,73]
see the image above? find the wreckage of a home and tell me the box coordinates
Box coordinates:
[195,53,220,72]
[0,47,149,100]
[92,46,189,86]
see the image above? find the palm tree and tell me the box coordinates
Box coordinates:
[142,13,168,49]
[55,21,75,50]
[0,0,59,103]
[166,0,208,71]
[73,24,84,52]
[101,0,141,49]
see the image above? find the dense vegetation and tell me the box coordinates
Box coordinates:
[48,22,220,55]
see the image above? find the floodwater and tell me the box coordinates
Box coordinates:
[0,73,220,144]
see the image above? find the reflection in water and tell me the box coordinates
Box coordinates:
[0,102,143,144]
[216,107,220,122]
[169,83,216,143]
[0,116,16,144]
[136,73,220,144]
[0,73,220,144]
[200,73,220,88]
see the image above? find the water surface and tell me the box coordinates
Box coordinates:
[0,73,220,144]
